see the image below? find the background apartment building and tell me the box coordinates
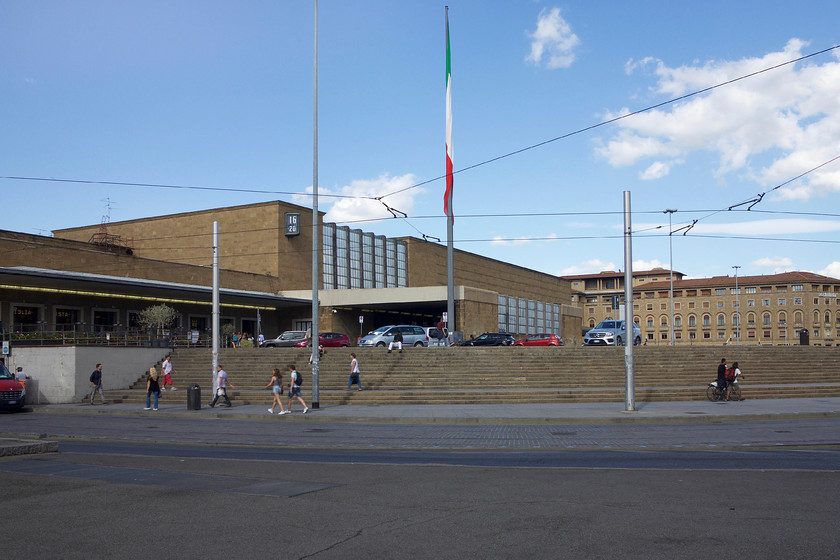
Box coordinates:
[566,269,840,346]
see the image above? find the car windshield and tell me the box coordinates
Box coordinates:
[280,332,305,340]
[475,334,492,340]
[0,364,12,379]
[595,321,617,329]
[369,326,392,335]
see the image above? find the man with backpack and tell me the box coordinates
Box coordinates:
[287,364,309,414]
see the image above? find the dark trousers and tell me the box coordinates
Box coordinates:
[210,388,231,407]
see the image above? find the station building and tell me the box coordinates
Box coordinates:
[0,200,580,342]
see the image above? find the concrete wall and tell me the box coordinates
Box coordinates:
[9,347,169,404]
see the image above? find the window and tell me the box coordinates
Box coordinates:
[747,300,755,306]
[762,299,770,306]
[718,302,724,308]
[646,316,654,328]
[747,312,755,326]
[660,316,668,327]
[778,299,786,306]
[688,315,696,327]
[779,312,786,326]
[745,287,756,294]
[763,313,771,326]
[660,303,667,310]
[674,315,682,328]
[646,303,653,311]
[731,287,741,295]
[761,287,772,293]
[795,311,803,326]
[717,314,726,327]
[716,288,726,295]
[792,284,803,292]
[777,286,787,293]
[703,314,711,327]
[688,302,695,309]
[814,310,820,324]
[794,298,802,305]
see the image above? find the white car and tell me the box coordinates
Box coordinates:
[583,320,642,346]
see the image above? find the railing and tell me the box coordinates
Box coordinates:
[1,328,212,348]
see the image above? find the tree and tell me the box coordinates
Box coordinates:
[137,304,177,336]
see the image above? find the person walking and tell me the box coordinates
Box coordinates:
[160,354,176,392]
[89,363,107,405]
[727,361,745,401]
[346,353,363,391]
[388,329,403,353]
[287,364,309,414]
[145,367,160,411]
[265,367,289,415]
[209,364,235,408]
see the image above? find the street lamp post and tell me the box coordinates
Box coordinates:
[664,209,677,346]
[732,265,741,345]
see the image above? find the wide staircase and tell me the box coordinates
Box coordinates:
[109,345,840,406]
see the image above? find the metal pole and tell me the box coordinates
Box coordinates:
[664,209,677,345]
[623,191,635,412]
[212,221,219,392]
[732,265,740,345]
[310,0,320,408]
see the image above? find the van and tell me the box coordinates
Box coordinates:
[357,325,429,347]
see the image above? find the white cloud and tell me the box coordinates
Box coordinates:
[752,256,794,273]
[561,259,616,275]
[597,39,840,199]
[525,7,580,69]
[294,173,422,224]
[633,259,668,271]
[640,161,671,180]
[819,262,840,279]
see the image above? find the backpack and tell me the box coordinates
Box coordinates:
[293,370,303,386]
[724,367,736,382]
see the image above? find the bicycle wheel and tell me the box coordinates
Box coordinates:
[728,385,742,401]
[706,385,721,402]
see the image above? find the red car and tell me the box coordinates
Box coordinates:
[294,332,352,348]
[0,362,26,412]
[513,333,564,347]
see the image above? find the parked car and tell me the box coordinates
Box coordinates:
[513,333,564,346]
[294,332,351,348]
[583,320,642,346]
[357,325,429,347]
[0,362,26,412]
[461,333,515,346]
[260,330,308,347]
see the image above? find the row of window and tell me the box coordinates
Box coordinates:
[498,295,562,335]
[5,304,222,333]
[322,224,407,290]
[635,310,840,329]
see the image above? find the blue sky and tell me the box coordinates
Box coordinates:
[3,1,840,281]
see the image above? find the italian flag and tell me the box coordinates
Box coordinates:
[444,9,454,219]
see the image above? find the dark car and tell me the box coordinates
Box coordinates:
[0,362,26,412]
[513,333,564,346]
[295,332,351,348]
[461,333,515,346]
[261,330,308,347]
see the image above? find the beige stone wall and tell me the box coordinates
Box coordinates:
[53,201,317,289]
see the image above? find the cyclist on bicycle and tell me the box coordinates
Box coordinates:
[716,358,728,398]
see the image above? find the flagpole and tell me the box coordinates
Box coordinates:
[445,6,455,338]
[310,0,320,408]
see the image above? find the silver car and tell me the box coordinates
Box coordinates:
[261,330,308,347]
[358,325,428,347]
[583,320,642,346]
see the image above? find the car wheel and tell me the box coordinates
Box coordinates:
[414,341,424,347]
[634,336,642,346]
[616,336,624,346]
[341,344,349,347]
[376,342,386,347]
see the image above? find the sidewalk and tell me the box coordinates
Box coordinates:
[22,396,840,424]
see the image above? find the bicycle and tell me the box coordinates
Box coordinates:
[706,380,742,402]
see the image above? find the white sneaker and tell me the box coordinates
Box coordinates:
[303,407,309,414]
[170,387,177,391]
[267,408,274,414]
[143,407,151,410]
[280,410,290,415]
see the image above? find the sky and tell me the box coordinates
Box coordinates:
[3,0,840,281]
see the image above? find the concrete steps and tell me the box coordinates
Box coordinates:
[108,346,840,406]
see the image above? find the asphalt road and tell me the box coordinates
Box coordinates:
[2,411,840,559]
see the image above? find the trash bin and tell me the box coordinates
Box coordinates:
[187,383,201,410]
[799,328,809,346]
